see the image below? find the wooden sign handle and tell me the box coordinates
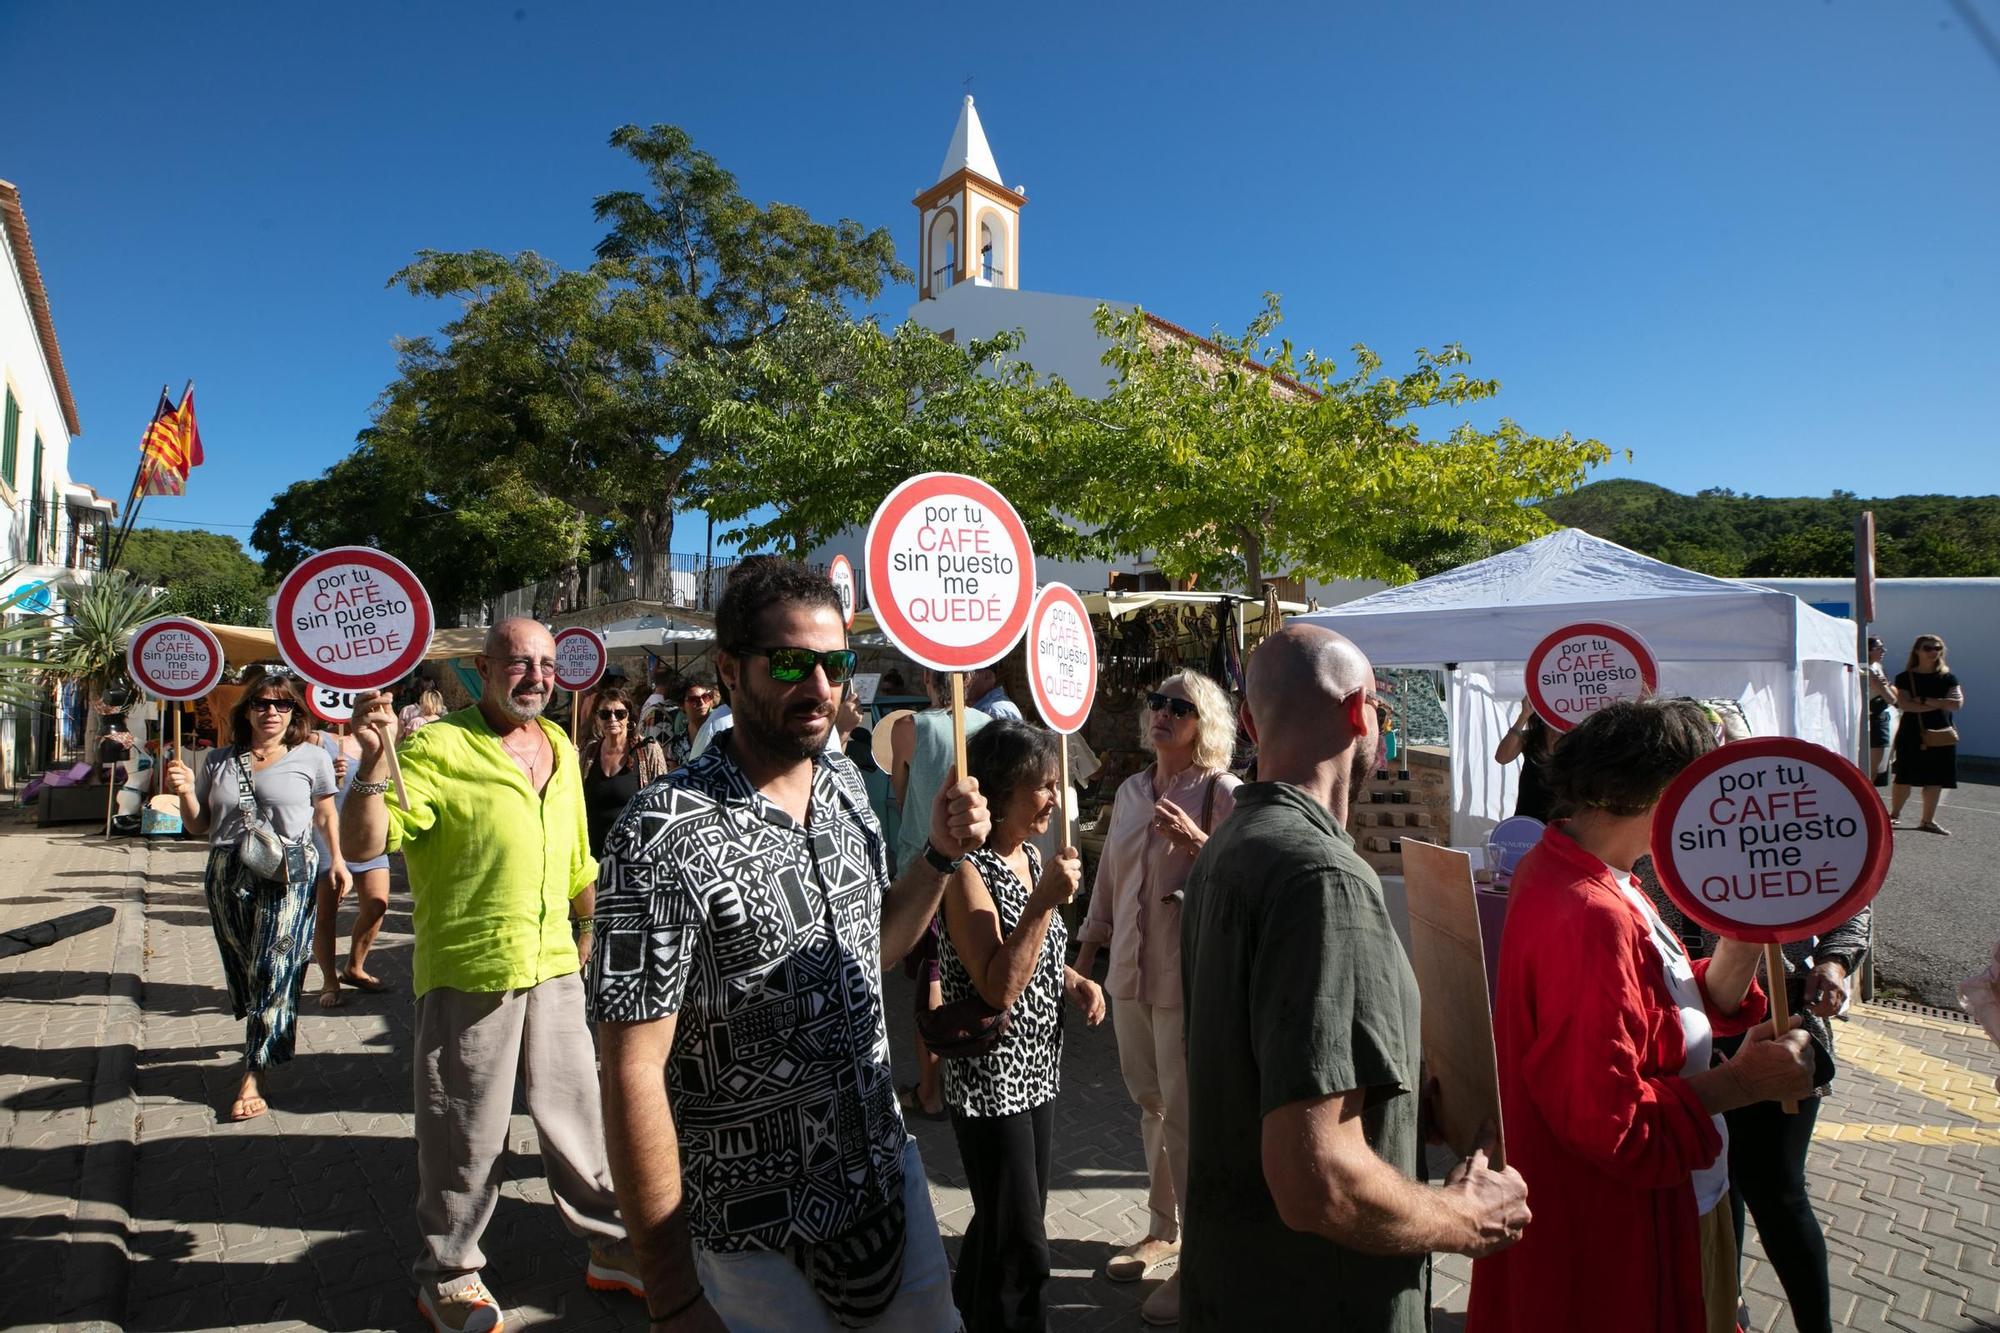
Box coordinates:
[172,705,182,769]
[951,672,969,786]
[1058,742,1072,851]
[1767,941,1799,1114]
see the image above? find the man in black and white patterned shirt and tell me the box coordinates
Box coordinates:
[590,559,989,1333]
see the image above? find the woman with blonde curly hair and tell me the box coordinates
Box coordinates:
[1074,669,1240,1324]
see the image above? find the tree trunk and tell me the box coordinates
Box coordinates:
[627,506,675,605]
[1240,529,1265,598]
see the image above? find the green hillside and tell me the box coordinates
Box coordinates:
[1536,481,2000,578]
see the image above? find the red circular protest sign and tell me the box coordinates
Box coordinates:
[305,683,363,726]
[553,626,608,693]
[829,554,858,630]
[1027,583,1096,734]
[127,617,224,701]
[1649,736,1892,945]
[273,546,435,692]
[864,472,1037,672]
[1524,620,1659,731]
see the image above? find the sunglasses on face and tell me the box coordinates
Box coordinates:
[683,692,712,707]
[597,708,628,720]
[248,698,296,714]
[738,646,859,685]
[1920,645,1942,652]
[1146,692,1198,720]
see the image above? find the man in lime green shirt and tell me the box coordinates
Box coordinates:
[345,617,639,1333]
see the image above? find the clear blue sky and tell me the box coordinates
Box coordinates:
[8,0,1997,556]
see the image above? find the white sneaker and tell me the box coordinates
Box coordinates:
[416,1274,505,1333]
[1104,1236,1180,1282]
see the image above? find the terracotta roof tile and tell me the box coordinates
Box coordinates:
[0,180,82,436]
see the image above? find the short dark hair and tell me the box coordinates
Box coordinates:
[968,720,1060,837]
[229,665,314,749]
[1548,697,1717,818]
[679,667,716,695]
[715,558,844,654]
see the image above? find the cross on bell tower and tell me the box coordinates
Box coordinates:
[914,95,1025,301]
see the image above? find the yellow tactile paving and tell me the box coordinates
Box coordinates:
[1835,1014,2000,1126]
[1814,1123,2000,1146]
[1858,1002,1987,1039]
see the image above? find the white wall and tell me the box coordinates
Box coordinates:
[1747,577,2000,759]
[1,198,99,782]
[910,282,1132,399]
[0,221,82,577]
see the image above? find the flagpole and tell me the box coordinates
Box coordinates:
[107,383,183,571]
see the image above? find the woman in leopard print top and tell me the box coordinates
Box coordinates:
[939,720,1106,1332]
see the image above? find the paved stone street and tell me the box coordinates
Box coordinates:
[3,815,1998,1331]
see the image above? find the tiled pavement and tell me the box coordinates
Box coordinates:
[2,817,1998,1331]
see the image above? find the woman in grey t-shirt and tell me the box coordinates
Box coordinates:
[164,665,345,1121]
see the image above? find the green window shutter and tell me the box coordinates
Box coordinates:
[26,435,44,556]
[1,389,18,486]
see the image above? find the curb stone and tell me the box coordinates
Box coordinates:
[55,837,150,1333]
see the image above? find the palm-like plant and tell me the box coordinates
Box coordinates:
[0,565,60,711]
[0,572,162,764]
[45,571,162,696]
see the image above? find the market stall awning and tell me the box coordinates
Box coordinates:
[196,622,489,669]
[848,588,1302,636]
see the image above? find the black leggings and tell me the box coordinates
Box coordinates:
[950,1100,1054,1333]
[1724,1083,1830,1333]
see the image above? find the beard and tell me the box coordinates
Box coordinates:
[1348,728,1379,797]
[734,687,832,763]
[495,685,549,723]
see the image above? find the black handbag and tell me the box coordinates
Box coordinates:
[915,848,1034,1060]
[914,990,1012,1060]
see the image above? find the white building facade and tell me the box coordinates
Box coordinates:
[1748,576,2000,760]
[2,179,114,781]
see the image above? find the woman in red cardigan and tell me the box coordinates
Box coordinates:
[1467,698,1817,1333]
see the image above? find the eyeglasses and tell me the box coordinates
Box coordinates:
[1343,688,1390,725]
[682,691,713,706]
[1146,692,1199,720]
[597,708,629,720]
[248,698,296,714]
[499,656,557,677]
[736,646,858,685]
[1919,644,1943,653]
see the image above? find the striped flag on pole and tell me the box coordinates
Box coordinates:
[137,382,201,496]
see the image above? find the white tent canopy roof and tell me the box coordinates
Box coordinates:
[1294,528,1862,841]
[1300,527,1854,667]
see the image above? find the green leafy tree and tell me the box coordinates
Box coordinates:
[1541,481,2000,578]
[1069,297,1612,591]
[118,528,267,592]
[335,123,908,595]
[253,428,588,623]
[1742,527,1852,578]
[688,303,1105,560]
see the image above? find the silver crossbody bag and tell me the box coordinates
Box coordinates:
[231,751,294,880]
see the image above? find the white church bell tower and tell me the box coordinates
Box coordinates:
[914,96,1024,301]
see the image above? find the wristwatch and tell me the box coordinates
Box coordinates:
[923,841,965,874]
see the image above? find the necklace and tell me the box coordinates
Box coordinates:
[501,727,546,782]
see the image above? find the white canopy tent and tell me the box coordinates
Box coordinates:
[1294,529,1861,842]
